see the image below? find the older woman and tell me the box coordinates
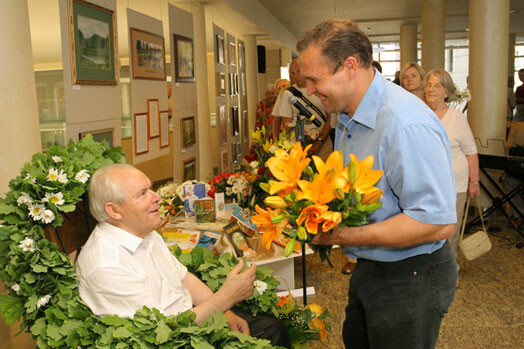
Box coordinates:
[400,62,426,100]
[424,69,480,261]
[274,78,290,94]
[256,83,277,138]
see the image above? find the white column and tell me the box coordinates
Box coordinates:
[509,33,516,78]
[244,35,259,146]
[191,3,213,181]
[421,0,445,72]
[468,0,509,147]
[400,22,418,68]
[0,0,41,195]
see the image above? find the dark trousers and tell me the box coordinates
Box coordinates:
[343,241,457,349]
[232,306,291,348]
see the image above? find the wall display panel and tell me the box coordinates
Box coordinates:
[130,27,166,81]
[68,0,117,85]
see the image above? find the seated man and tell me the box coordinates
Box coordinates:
[76,164,290,347]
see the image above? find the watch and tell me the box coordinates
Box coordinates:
[316,136,324,143]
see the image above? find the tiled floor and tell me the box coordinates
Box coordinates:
[294,220,524,349]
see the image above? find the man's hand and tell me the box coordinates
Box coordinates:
[312,225,348,246]
[307,141,322,156]
[220,260,257,304]
[225,310,250,334]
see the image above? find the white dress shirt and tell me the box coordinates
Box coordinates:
[76,222,193,318]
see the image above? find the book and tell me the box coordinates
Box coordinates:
[272,234,301,253]
[195,198,216,223]
[197,230,222,250]
[229,206,257,237]
[223,222,255,258]
[162,229,200,253]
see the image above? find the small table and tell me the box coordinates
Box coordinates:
[164,214,313,290]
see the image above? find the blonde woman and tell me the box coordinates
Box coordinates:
[400,62,426,100]
[424,69,480,262]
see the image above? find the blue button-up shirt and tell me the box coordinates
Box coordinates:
[336,72,456,262]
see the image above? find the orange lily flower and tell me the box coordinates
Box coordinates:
[321,210,342,231]
[343,154,383,195]
[296,204,329,235]
[267,142,311,195]
[361,186,383,204]
[251,205,288,249]
[298,150,348,204]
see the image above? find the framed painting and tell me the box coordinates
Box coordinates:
[181,116,196,147]
[238,43,245,69]
[79,127,114,147]
[133,112,149,155]
[242,110,248,143]
[68,0,117,85]
[219,105,227,145]
[173,34,195,83]
[159,110,170,148]
[235,142,242,159]
[130,27,166,80]
[231,106,239,136]
[231,142,238,163]
[182,158,196,181]
[217,72,226,96]
[216,34,225,65]
[229,73,236,96]
[147,99,160,138]
[221,149,229,171]
[229,42,236,66]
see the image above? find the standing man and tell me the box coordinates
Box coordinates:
[272,58,333,160]
[300,20,458,348]
[76,164,290,348]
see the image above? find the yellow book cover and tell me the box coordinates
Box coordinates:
[162,230,200,252]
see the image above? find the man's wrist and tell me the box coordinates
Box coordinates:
[469,180,479,184]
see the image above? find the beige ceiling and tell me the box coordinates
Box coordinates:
[28,0,524,70]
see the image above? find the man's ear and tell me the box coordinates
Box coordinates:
[105,202,122,221]
[342,56,359,77]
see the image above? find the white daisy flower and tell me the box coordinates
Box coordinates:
[52,156,63,163]
[176,185,185,200]
[41,209,55,224]
[24,173,36,184]
[43,192,64,206]
[225,187,233,196]
[74,169,90,183]
[11,283,20,295]
[57,170,68,184]
[227,176,236,185]
[254,280,268,294]
[232,184,241,194]
[16,192,33,206]
[36,295,51,309]
[28,204,45,221]
[250,161,259,169]
[47,168,59,181]
[18,237,35,252]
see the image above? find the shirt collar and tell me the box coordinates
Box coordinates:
[97,222,147,253]
[347,69,386,130]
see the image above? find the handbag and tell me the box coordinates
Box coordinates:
[459,197,492,261]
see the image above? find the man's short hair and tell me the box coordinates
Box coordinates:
[296,19,373,71]
[89,164,134,222]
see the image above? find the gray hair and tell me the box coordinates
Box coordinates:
[88,163,134,222]
[265,83,276,94]
[424,69,457,102]
[296,19,373,72]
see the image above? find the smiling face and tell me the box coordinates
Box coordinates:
[108,167,162,238]
[424,74,448,106]
[402,66,423,92]
[300,45,351,114]
[289,60,305,87]
[276,80,290,93]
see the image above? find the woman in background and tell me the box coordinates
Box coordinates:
[400,62,426,101]
[424,69,480,266]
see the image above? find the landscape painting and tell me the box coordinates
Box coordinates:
[130,28,166,80]
[69,0,117,85]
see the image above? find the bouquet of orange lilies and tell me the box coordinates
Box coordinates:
[251,142,384,265]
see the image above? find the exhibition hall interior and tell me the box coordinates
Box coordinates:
[1,0,524,348]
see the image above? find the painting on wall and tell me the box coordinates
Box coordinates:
[159,111,169,148]
[216,34,225,65]
[217,72,226,96]
[69,0,117,85]
[221,150,229,172]
[79,127,114,147]
[133,112,149,155]
[242,110,248,143]
[130,27,166,80]
[231,106,239,136]
[181,116,196,147]
[173,34,195,82]
[219,105,227,145]
[147,99,160,138]
[229,42,236,66]
[183,158,196,181]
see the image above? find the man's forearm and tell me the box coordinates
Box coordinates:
[339,213,454,248]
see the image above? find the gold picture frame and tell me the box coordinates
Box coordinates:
[181,116,196,147]
[182,157,196,181]
[130,27,166,81]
